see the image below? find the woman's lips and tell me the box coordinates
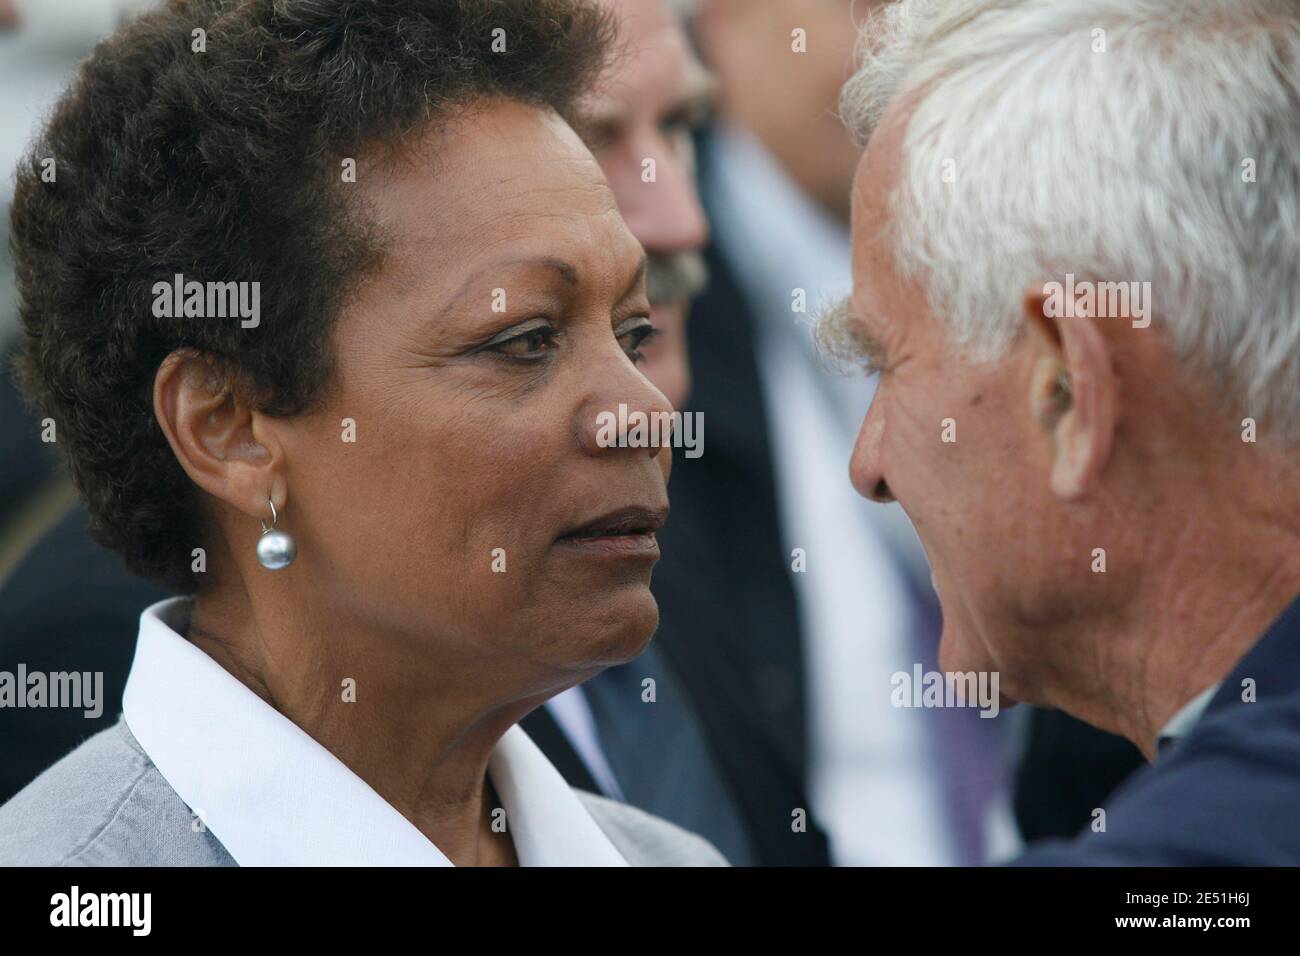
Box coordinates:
[555,505,667,558]
[554,530,661,557]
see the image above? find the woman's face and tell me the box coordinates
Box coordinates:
[277,100,673,689]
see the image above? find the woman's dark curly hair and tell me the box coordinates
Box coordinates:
[11,0,613,593]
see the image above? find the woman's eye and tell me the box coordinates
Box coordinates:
[618,323,661,365]
[489,325,559,360]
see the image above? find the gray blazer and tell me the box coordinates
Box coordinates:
[0,720,728,867]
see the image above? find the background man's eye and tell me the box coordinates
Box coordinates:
[586,120,621,154]
[659,118,694,153]
[660,116,689,137]
[660,96,711,142]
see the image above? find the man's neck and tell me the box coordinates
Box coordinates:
[1078,502,1300,760]
[1040,429,1300,759]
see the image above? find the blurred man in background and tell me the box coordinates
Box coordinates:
[578,0,711,412]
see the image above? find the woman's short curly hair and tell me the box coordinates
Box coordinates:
[11,0,613,593]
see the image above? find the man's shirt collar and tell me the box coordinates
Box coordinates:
[1157,591,1300,758]
[1155,683,1219,757]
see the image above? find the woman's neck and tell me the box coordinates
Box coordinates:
[186,587,533,865]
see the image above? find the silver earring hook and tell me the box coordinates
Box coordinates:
[255,494,296,570]
[260,498,278,535]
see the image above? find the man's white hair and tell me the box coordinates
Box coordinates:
[838,0,1300,440]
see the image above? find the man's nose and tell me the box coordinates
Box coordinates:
[849,401,894,503]
[616,140,709,258]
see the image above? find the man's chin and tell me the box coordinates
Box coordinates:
[936,628,976,675]
[938,629,1003,681]
[938,635,1022,716]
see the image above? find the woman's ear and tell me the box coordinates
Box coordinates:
[1022,289,1118,500]
[152,349,287,522]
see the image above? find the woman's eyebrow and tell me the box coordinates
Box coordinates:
[618,254,648,303]
[440,255,581,312]
[431,252,644,324]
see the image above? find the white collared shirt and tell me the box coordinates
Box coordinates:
[1155,683,1221,757]
[122,597,629,866]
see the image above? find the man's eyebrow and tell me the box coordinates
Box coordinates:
[580,70,715,145]
[674,61,717,124]
[815,295,888,372]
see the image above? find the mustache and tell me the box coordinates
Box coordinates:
[645,251,709,307]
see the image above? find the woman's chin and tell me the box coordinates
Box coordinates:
[579,588,661,666]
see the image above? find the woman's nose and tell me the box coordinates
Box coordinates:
[577,365,676,460]
[849,400,894,503]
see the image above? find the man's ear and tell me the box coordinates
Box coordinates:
[152,350,287,525]
[1022,288,1118,500]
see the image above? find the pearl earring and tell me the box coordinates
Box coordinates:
[256,498,297,570]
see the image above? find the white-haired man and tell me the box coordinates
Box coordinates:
[825,0,1300,863]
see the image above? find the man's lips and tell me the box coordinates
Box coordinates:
[556,506,668,556]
